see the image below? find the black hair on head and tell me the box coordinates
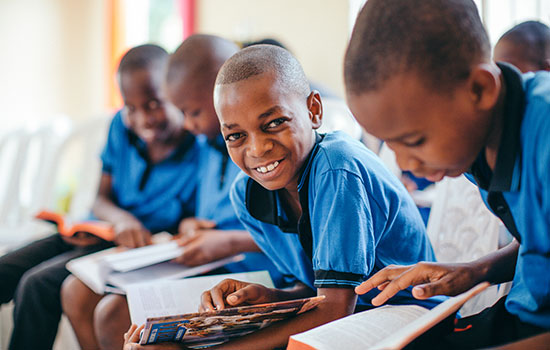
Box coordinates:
[344,0,490,95]
[215,44,310,98]
[242,38,287,50]
[166,34,239,87]
[117,44,168,78]
[497,21,550,69]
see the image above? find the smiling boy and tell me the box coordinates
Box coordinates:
[345,0,550,347]
[157,44,442,350]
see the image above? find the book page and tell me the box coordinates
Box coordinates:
[288,282,490,350]
[103,241,184,272]
[107,255,245,292]
[66,247,124,294]
[289,304,428,350]
[126,270,275,325]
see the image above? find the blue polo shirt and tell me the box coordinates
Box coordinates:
[230,131,441,308]
[100,111,199,233]
[195,134,283,284]
[467,63,550,329]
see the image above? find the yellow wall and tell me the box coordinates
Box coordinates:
[0,0,108,126]
[196,0,350,98]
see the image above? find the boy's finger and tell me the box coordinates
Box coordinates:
[130,324,144,343]
[211,285,228,310]
[133,230,147,248]
[124,324,138,341]
[355,266,407,294]
[413,274,462,299]
[370,271,416,306]
[197,219,216,229]
[200,291,216,312]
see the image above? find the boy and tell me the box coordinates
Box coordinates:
[60,44,201,350]
[345,0,550,347]
[66,35,281,350]
[494,20,550,73]
[125,44,441,350]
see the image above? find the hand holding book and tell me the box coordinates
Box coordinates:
[199,278,280,312]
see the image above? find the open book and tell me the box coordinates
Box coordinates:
[67,237,244,294]
[36,210,115,241]
[138,293,325,348]
[288,282,490,350]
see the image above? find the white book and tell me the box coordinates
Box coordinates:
[288,282,490,350]
[126,270,275,326]
[66,234,245,294]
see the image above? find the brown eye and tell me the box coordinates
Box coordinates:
[226,133,244,142]
[404,137,425,147]
[147,99,161,110]
[266,118,285,129]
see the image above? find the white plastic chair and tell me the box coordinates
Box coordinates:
[426,175,512,317]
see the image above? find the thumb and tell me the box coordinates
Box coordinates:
[197,219,217,229]
[412,279,450,299]
[226,285,260,306]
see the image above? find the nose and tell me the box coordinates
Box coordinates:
[394,150,422,172]
[183,116,195,132]
[246,133,272,158]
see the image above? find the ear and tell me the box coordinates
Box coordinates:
[468,63,501,112]
[306,91,323,129]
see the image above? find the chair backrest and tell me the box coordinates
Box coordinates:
[426,175,506,316]
[0,117,74,226]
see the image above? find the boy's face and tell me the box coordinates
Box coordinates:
[165,73,221,140]
[493,39,540,73]
[214,71,322,192]
[347,73,493,182]
[120,69,183,145]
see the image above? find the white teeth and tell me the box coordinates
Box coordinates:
[256,161,280,174]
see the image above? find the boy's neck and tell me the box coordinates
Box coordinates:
[484,74,507,170]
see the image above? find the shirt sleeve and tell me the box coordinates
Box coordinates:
[310,169,379,289]
[100,112,124,174]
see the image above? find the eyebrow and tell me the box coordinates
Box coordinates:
[221,105,284,130]
[384,131,420,143]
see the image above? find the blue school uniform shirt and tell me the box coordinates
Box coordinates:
[230,131,441,308]
[100,111,199,233]
[195,134,283,284]
[467,63,550,329]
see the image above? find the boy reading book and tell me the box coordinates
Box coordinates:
[124,44,443,350]
[55,44,201,350]
[344,0,550,347]
[64,35,281,350]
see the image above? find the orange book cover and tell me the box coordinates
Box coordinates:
[36,210,115,241]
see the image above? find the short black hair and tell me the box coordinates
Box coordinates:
[497,21,550,69]
[117,44,168,77]
[215,44,310,98]
[166,34,238,88]
[242,38,287,50]
[344,0,490,95]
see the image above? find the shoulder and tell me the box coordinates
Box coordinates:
[229,171,250,210]
[522,72,550,164]
[312,131,402,189]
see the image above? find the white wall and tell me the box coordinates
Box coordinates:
[0,0,108,127]
[196,0,350,98]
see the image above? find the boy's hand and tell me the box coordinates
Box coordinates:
[356,262,480,306]
[114,219,152,248]
[199,279,279,312]
[177,218,216,239]
[124,324,184,350]
[60,234,102,247]
[173,230,233,266]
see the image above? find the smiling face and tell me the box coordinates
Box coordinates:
[120,68,183,145]
[347,71,498,182]
[165,73,221,140]
[214,71,322,192]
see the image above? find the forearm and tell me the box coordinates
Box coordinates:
[272,282,316,301]
[92,196,139,224]
[470,239,519,284]
[225,230,263,254]
[211,297,354,350]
